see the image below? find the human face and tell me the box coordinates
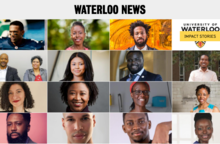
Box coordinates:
[0,54,8,68]
[71,25,86,46]
[195,119,213,143]
[131,83,149,107]
[122,113,151,143]
[70,57,86,79]
[127,52,144,74]
[9,25,24,43]
[62,113,96,144]
[32,58,40,69]
[196,88,209,105]
[7,114,29,143]
[133,26,148,48]
[199,55,209,69]
[8,84,25,109]
[67,83,90,112]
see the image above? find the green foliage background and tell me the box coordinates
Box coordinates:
[48,19,109,50]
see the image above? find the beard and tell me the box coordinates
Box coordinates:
[128,64,143,74]
[7,130,28,143]
[134,37,148,48]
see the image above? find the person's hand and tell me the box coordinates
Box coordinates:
[152,121,171,144]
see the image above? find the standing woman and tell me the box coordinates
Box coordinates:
[23,56,47,81]
[62,52,94,81]
[0,82,34,112]
[190,84,220,113]
[194,113,213,144]
[66,21,89,50]
[129,82,151,112]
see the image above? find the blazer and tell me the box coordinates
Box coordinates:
[27,137,37,144]
[120,69,162,81]
[23,68,47,81]
[126,45,157,50]
[6,66,21,81]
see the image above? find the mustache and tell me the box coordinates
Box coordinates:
[10,132,21,137]
[131,130,143,135]
[137,38,144,41]
[71,131,87,137]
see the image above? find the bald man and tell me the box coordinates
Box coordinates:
[0,53,21,81]
[62,113,96,144]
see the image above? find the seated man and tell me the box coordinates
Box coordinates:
[0,20,44,50]
[126,20,157,50]
[62,113,96,144]
[120,51,162,81]
[189,54,218,81]
[6,113,36,143]
[122,113,171,143]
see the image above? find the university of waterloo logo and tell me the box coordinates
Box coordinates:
[195,41,206,48]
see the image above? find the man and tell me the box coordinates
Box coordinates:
[126,20,157,50]
[188,54,218,81]
[0,21,44,50]
[6,113,36,143]
[0,53,21,81]
[120,51,162,81]
[122,113,171,143]
[62,113,96,144]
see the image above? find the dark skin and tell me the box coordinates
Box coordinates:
[199,55,209,72]
[127,52,144,74]
[122,113,151,144]
[9,25,24,46]
[130,82,150,112]
[133,26,148,50]
[195,119,213,144]
[0,53,9,69]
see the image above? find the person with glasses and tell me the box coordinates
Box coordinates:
[129,82,151,112]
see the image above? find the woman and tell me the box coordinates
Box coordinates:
[62,52,94,81]
[129,82,151,112]
[190,84,220,113]
[0,82,34,112]
[66,21,89,50]
[60,82,98,112]
[194,113,213,144]
[23,56,47,81]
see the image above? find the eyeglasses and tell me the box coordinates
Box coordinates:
[132,90,150,96]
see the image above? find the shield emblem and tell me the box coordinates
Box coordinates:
[195,41,206,48]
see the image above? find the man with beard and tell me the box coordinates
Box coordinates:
[120,51,162,81]
[0,53,21,81]
[122,113,171,144]
[0,21,44,50]
[126,20,157,50]
[62,113,96,144]
[189,54,218,81]
[7,113,36,143]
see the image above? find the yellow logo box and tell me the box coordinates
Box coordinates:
[180,31,220,41]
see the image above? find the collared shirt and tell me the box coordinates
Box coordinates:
[0,66,8,81]
[188,67,218,82]
[126,68,145,81]
[134,45,147,50]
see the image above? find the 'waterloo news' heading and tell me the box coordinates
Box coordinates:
[74,5,146,14]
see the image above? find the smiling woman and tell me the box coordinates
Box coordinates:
[190,84,220,113]
[60,82,98,112]
[0,82,34,112]
[66,21,89,50]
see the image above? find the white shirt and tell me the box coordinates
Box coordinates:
[126,68,145,81]
[0,66,8,81]
[188,67,218,82]
[134,45,147,50]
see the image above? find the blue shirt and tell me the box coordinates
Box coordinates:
[0,37,44,50]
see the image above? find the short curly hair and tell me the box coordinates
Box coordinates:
[129,20,151,37]
[60,82,98,106]
[0,82,34,111]
[31,55,43,66]
[195,84,210,95]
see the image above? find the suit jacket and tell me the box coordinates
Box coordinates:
[23,68,47,81]
[120,69,162,81]
[126,45,157,50]
[6,66,21,81]
[27,137,37,144]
